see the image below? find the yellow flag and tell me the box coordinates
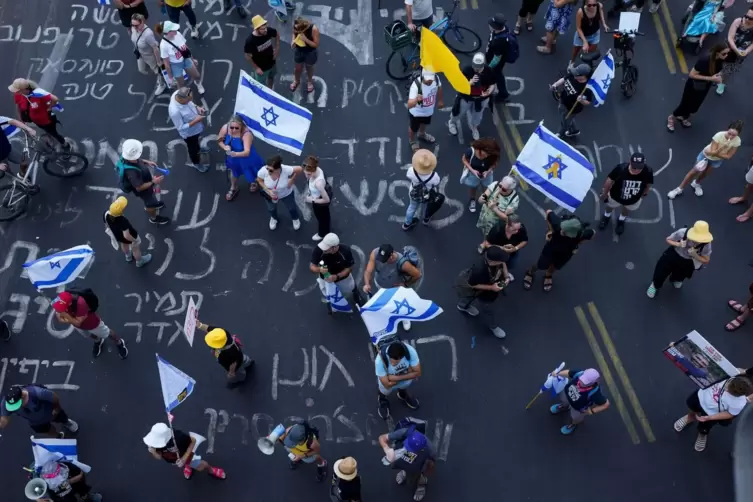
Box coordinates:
[419,27,470,95]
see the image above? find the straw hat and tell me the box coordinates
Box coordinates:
[412,149,437,175]
[109,196,128,217]
[205,328,228,349]
[687,220,713,244]
[143,423,172,448]
[334,457,358,480]
[251,15,268,30]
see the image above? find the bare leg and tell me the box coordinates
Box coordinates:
[697,167,712,182]
[131,240,143,261]
[119,242,131,259]
[677,168,699,190]
[545,31,555,51]
[468,187,477,202]
[293,63,303,87]
[571,44,581,63]
[305,64,315,90]
[107,328,122,344]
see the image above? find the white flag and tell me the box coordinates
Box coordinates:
[359,287,443,345]
[23,245,94,290]
[540,362,568,396]
[585,52,615,107]
[234,69,312,155]
[317,278,352,313]
[31,437,91,472]
[156,354,196,413]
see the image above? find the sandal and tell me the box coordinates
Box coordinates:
[680,118,692,128]
[725,316,746,332]
[209,466,226,479]
[694,433,708,452]
[729,196,746,205]
[666,115,675,133]
[523,272,534,290]
[414,483,427,501]
[536,45,553,55]
[543,276,553,292]
[673,416,689,432]
[249,182,259,193]
[410,140,420,152]
[226,187,239,201]
[728,300,745,313]
[183,465,194,479]
[289,80,300,91]
[737,213,751,222]
[513,25,521,35]
[306,81,314,93]
[418,132,436,143]
[526,21,534,31]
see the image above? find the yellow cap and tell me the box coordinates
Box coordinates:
[205,329,228,349]
[294,34,306,47]
[251,15,267,30]
[109,196,128,217]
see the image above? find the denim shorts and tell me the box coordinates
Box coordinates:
[697,150,723,169]
[462,170,495,188]
[169,57,194,77]
[573,31,600,47]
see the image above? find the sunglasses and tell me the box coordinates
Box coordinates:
[302,163,314,169]
[229,126,240,130]
[745,15,753,20]
[586,3,597,6]
[266,167,277,173]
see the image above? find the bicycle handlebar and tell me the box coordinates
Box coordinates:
[606,29,645,36]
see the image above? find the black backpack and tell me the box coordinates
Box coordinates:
[379,340,411,374]
[66,287,99,313]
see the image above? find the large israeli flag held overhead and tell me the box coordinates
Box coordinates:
[234,69,312,155]
[23,245,94,290]
[359,287,443,345]
[514,124,596,213]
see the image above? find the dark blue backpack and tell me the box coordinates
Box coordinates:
[501,31,519,64]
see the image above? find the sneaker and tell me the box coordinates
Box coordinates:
[397,389,420,409]
[401,219,417,231]
[646,283,657,298]
[490,326,507,339]
[716,83,726,95]
[673,281,683,289]
[470,127,480,140]
[507,272,515,283]
[269,217,278,230]
[292,219,301,230]
[315,463,327,482]
[564,128,581,137]
[289,458,301,470]
[155,80,167,96]
[136,254,153,268]
[550,403,568,414]
[149,215,170,225]
[667,187,683,199]
[469,200,477,213]
[457,303,479,316]
[615,219,626,235]
[92,338,105,358]
[125,251,134,262]
[649,0,661,12]
[190,25,200,39]
[421,216,431,225]
[192,163,209,173]
[243,358,255,369]
[694,433,708,452]
[560,423,578,435]
[447,120,458,136]
[65,419,79,433]
[401,320,412,331]
[690,180,703,197]
[116,339,129,359]
[312,233,322,241]
[377,394,391,419]
[598,214,610,230]
[196,82,206,95]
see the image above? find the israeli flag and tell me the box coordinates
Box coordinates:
[98,0,112,5]
[0,115,20,138]
[156,354,196,413]
[317,279,352,313]
[360,287,443,345]
[585,51,615,107]
[234,69,312,155]
[23,245,94,290]
[541,362,568,397]
[514,124,596,212]
[31,437,91,473]
[30,88,64,113]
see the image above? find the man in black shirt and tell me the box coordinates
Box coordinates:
[481,214,529,279]
[245,16,279,89]
[447,52,496,140]
[456,246,510,339]
[118,139,169,225]
[550,64,593,138]
[524,210,594,292]
[598,152,654,235]
[310,233,362,309]
[198,321,254,387]
[485,14,512,102]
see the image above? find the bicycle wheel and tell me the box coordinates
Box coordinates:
[442,25,481,54]
[42,152,89,178]
[0,183,31,221]
[386,47,420,81]
[621,65,639,98]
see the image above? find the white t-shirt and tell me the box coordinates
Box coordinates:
[159,33,189,64]
[307,167,326,200]
[406,168,440,189]
[257,165,296,199]
[697,380,748,417]
[405,0,434,22]
[408,78,441,117]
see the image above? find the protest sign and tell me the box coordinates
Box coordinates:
[663,330,738,388]
[182,298,198,347]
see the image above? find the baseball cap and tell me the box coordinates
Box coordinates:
[317,233,340,251]
[488,13,506,30]
[162,21,180,33]
[578,368,601,386]
[630,152,646,169]
[560,218,582,238]
[472,53,486,67]
[421,68,435,81]
[404,430,428,453]
[4,386,23,412]
[485,246,507,263]
[376,244,394,263]
[52,292,74,313]
[121,139,143,161]
[571,63,591,77]
[283,424,307,448]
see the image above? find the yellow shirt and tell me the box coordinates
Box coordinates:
[165,0,186,7]
[704,131,741,161]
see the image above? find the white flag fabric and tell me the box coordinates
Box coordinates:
[156,354,196,413]
[317,278,352,313]
[31,437,91,473]
[23,245,94,290]
[586,52,615,107]
[0,115,21,138]
[514,124,596,212]
[359,287,443,345]
[234,69,312,155]
[540,362,568,396]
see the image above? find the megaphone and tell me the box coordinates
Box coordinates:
[257,423,285,455]
[24,478,47,500]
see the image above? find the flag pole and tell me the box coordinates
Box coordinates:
[564,85,589,121]
[525,390,542,410]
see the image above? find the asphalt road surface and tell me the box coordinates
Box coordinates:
[1,0,752,501]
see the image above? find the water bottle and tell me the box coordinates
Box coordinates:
[320,261,330,279]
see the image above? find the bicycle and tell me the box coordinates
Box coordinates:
[0,131,88,221]
[385,0,481,81]
[609,28,644,98]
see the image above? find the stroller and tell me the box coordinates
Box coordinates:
[677,0,727,53]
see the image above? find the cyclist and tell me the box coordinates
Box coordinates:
[405,0,435,33]
[0,115,37,177]
[7,78,69,151]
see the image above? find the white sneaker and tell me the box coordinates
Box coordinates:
[673,281,683,289]
[401,320,412,331]
[448,120,458,136]
[471,127,480,140]
[269,217,278,230]
[690,180,703,197]
[154,80,167,96]
[312,233,322,241]
[507,272,515,283]
[468,200,477,213]
[190,26,200,39]
[66,419,79,432]
[292,219,301,230]
[667,187,683,199]
[490,327,507,339]
[196,82,206,95]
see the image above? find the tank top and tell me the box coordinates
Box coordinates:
[734,21,753,50]
[224,132,256,171]
[307,167,325,199]
[580,5,600,37]
[297,25,316,52]
[373,248,404,289]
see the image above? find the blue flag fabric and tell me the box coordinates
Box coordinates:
[317,279,353,313]
[586,52,615,107]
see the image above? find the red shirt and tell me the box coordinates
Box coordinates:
[14,93,53,126]
[70,296,101,331]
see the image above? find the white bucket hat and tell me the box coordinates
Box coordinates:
[143,423,172,448]
[122,139,143,161]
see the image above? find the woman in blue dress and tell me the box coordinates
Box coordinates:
[217,115,265,201]
[684,0,725,48]
[538,0,580,55]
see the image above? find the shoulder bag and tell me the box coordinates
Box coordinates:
[163,36,192,59]
[133,29,146,59]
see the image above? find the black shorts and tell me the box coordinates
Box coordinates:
[294,49,318,66]
[409,114,432,132]
[136,188,161,209]
[118,4,149,28]
[685,390,707,415]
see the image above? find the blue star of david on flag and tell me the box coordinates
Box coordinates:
[586,51,615,107]
[601,76,612,90]
[359,287,443,344]
[49,261,61,269]
[327,287,345,304]
[391,298,416,316]
[261,106,279,127]
[544,155,567,180]
[23,245,95,290]
[317,278,352,313]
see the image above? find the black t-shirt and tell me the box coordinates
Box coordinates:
[157,429,192,464]
[122,160,153,197]
[460,65,496,98]
[485,31,508,67]
[559,75,593,114]
[331,469,362,501]
[486,222,529,249]
[541,212,594,258]
[464,147,493,174]
[103,212,138,244]
[689,56,714,92]
[48,462,83,502]
[607,164,654,206]
[310,244,355,277]
[564,369,607,411]
[468,252,507,301]
[0,118,12,161]
[244,27,278,71]
[208,325,244,371]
